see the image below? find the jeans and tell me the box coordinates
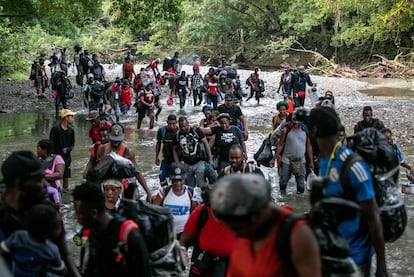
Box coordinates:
[183,161,207,188]
[279,161,306,193]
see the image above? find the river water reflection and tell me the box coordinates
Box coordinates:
[0,102,413,275]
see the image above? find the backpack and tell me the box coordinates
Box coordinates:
[29,62,37,80]
[92,64,104,80]
[259,79,265,93]
[163,57,174,71]
[223,163,257,175]
[90,82,104,101]
[341,128,407,243]
[254,136,273,167]
[176,129,207,163]
[276,199,361,277]
[51,71,65,90]
[117,199,185,276]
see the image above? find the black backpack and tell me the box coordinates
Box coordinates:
[117,199,185,276]
[342,128,407,242]
[51,71,65,90]
[29,62,37,80]
[277,199,361,277]
[90,82,104,101]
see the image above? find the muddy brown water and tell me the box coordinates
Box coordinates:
[0,82,413,275]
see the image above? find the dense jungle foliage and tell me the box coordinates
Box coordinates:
[0,0,413,79]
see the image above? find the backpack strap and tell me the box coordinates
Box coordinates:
[340,152,364,200]
[162,185,193,205]
[275,213,306,276]
[160,126,167,141]
[116,220,139,263]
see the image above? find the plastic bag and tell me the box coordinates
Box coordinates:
[87,152,138,181]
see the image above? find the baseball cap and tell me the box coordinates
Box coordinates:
[87,73,94,78]
[210,174,271,221]
[169,162,186,180]
[86,110,99,121]
[60,109,76,119]
[1,151,44,185]
[109,124,125,141]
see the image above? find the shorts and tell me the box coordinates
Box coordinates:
[159,162,171,183]
[138,105,154,120]
[120,103,130,113]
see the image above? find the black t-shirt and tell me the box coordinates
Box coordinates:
[210,125,242,162]
[86,214,151,277]
[217,104,243,126]
[157,127,178,164]
[49,124,75,158]
[173,128,207,165]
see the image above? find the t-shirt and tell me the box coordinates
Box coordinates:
[159,185,195,233]
[173,128,207,165]
[210,125,243,162]
[184,205,236,256]
[139,88,155,107]
[318,146,375,263]
[281,128,307,164]
[1,230,64,276]
[156,127,178,164]
[49,124,75,159]
[40,154,65,189]
[227,207,304,277]
[217,104,243,127]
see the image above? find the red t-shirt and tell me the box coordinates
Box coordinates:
[184,205,236,257]
[120,86,133,106]
[88,121,113,143]
[226,207,305,277]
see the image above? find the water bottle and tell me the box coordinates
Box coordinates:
[268,167,277,187]
[306,169,317,191]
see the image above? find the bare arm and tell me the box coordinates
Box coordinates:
[128,149,151,202]
[155,138,161,166]
[360,198,388,277]
[291,224,321,277]
[173,144,180,162]
[240,115,249,141]
[306,135,314,169]
[200,137,213,165]
[179,232,196,249]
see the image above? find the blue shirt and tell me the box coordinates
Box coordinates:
[319,146,375,263]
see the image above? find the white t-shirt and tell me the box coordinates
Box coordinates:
[159,185,196,233]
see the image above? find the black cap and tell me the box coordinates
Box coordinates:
[169,162,186,180]
[1,151,44,184]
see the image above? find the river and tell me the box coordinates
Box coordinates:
[0,67,413,275]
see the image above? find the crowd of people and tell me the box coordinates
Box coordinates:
[1,47,412,276]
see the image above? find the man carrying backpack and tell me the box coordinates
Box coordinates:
[84,73,106,111]
[308,107,388,277]
[173,116,213,189]
[95,124,152,202]
[155,114,178,186]
[210,174,321,276]
[73,182,151,277]
[91,58,105,82]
